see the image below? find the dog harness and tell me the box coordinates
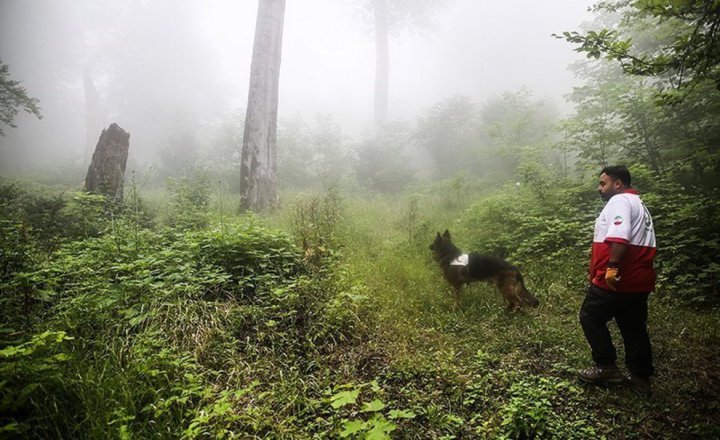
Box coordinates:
[450,254,469,266]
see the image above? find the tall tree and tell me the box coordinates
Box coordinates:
[240,0,286,211]
[83,68,102,161]
[360,0,443,130]
[373,0,389,129]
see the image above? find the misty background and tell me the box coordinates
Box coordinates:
[0,0,594,184]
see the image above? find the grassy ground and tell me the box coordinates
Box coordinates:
[3,181,719,439]
[326,194,720,439]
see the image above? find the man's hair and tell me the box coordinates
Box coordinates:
[600,165,631,187]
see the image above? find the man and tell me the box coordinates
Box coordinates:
[578,165,657,396]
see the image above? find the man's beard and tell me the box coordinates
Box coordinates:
[600,191,613,202]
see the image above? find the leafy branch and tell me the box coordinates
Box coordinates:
[0,60,42,136]
[554,0,720,92]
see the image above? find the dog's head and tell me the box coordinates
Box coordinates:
[429,229,458,261]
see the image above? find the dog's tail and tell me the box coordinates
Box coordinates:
[513,267,540,307]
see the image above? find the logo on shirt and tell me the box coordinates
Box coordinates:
[643,206,652,231]
[613,215,623,226]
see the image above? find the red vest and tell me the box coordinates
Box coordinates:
[590,189,656,292]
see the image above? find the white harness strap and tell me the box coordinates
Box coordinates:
[450,254,469,266]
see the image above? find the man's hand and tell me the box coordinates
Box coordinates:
[605,267,621,290]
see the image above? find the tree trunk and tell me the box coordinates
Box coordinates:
[83,69,102,163]
[240,0,286,212]
[85,123,130,203]
[373,0,389,130]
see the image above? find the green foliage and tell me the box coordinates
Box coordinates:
[324,381,415,440]
[0,182,33,281]
[414,91,560,183]
[0,189,378,437]
[557,0,720,92]
[278,114,351,189]
[290,185,344,271]
[479,89,560,174]
[642,183,720,303]
[0,182,111,330]
[61,192,112,240]
[0,60,42,136]
[494,377,598,440]
[166,172,211,230]
[0,181,110,253]
[1,170,719,438]
[197,222,302,297]
[415,95,480,178]
[463,170,594,288]
[560,1,720,190]
[564,64,720,176]
[182,381,260,439]
[0,330,73,436]
[557,0,720,303]
[354,122,416,192]
[397,194,432,245]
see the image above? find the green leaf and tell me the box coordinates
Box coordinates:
[387,409,416,420]
[339,420,365,438]
[360,399,386,413]
[0,422,23,434]
[329,389,360,409]
[364,416,397,440]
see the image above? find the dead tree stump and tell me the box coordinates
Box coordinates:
[85,123,130,202]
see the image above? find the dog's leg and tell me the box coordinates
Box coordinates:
[452,284,462,309]
[496,271,523,312]
[514,268,540,307]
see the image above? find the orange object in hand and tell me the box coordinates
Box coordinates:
[605,267,621,290]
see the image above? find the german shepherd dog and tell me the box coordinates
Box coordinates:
[430,230,539,311]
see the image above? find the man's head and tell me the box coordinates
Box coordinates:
[598,165,631,201]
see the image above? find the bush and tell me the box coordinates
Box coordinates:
[166,172,211,230]
[3,216,331,437]
[196,221,303,297]
[290,186,344,271]
[0,330,74,437]
[0,182,112,329]
[493,377,598,440]
[463,180,594,280]
[644,187,720,304]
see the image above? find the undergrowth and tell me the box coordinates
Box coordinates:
[1,175,719,439]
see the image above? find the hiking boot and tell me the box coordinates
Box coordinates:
[577,365,624,385]
[626,374,652,397]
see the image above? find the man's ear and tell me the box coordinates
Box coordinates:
[442,229,450,239]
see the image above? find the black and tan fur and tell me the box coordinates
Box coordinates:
[429,230,539,311]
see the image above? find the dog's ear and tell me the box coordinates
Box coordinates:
[442,229,451,239]
[436,231,441,239]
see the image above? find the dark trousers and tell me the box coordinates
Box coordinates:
[579,284,655,379]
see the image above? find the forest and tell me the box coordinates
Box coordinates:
[1,0,719,439]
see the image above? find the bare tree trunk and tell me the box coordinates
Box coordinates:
[373,0,389,130]
[240,0,286,212]
[85,123,130,203]
[83,69,102,163]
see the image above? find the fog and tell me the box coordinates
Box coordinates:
[0,0,595,177]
